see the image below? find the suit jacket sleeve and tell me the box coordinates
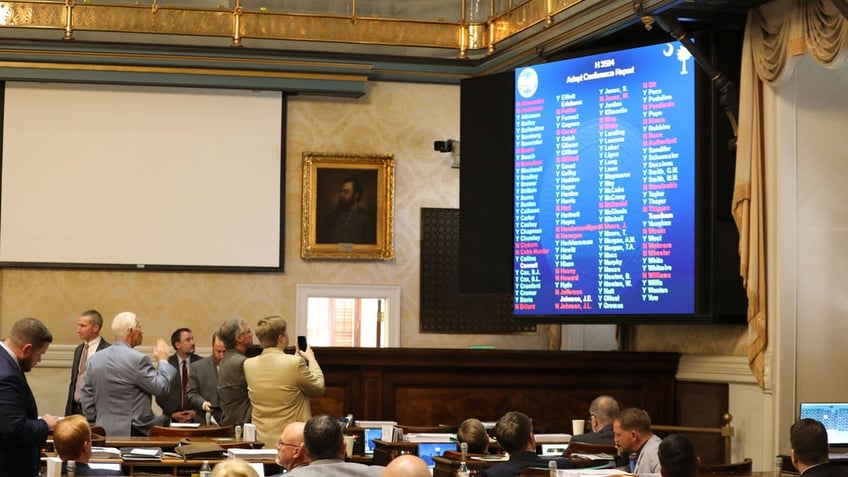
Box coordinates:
[135,356,176,400]
[80,360,97,422]
[0,366,49,445]
[186,359,211,412]
[65,343,83,416]
[296,358,325,397]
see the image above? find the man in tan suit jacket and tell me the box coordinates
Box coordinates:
[244,316,324,449]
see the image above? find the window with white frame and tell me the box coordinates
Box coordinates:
[295,284,400,347]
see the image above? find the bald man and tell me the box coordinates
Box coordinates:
[273,421,310,475]
[572,395,618,445]
[383,455,431,477]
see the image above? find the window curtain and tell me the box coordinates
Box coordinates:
[734,0,847,388]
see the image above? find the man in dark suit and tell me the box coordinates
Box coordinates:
[0,317,59,477]
[66,309,110,416]
[658,433,699,477]
[186,332,225,424]
[483,411,571,477]
[790,418,848,477]
[159,327,203,423]
[571,395,618,446]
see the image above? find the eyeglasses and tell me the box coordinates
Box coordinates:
[276,440,299,449]
[239,328,252,336]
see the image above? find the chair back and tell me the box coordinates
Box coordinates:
[700,458,753,475]
[519,468,554,477]
[399,424,456,434]
[564,442,617,468]
[564,441,617,457]
[148,425,235,438]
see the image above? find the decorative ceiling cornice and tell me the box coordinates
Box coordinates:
[0,0,761,94]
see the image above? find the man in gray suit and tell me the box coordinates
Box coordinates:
[187,332,225,424]
[286,415,384,477]
[218,317,254,426]
[81,311,175,436]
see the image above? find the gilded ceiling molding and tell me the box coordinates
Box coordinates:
[0,0,682,56]
[0,0,687,86]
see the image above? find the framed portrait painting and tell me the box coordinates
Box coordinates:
[301,152,395,260]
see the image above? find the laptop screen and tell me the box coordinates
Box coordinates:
[800,403,848,446]
[417,442,457,468]
[541,444,569,456]
[363,428,383,454]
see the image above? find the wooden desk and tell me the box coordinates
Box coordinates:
[102,436,262,450]
[372,439,418,466]
[433,455,502,477]
[89,457,280,477]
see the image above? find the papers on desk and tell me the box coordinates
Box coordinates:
[169,422,201,428]
[90,446,122,459]
[88,463,123,472]
[120,447,164,461]
[227,448,277,461]
[471,455,509,462]
[569,453,616,461]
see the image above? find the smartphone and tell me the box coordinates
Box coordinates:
[297,335,308,351]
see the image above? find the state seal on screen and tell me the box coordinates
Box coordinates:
[516,68,539,98]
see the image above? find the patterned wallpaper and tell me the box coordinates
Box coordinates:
[0,81,550,350]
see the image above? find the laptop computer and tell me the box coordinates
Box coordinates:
[799,403,848,459]
[416,442,458,469]
[541,444,569,456]
[362,427,383,455]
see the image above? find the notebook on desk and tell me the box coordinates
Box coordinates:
[799,402,848,458]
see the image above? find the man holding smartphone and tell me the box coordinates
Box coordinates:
[244,316,325,449]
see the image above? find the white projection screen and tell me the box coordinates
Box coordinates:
[0,82,284,270]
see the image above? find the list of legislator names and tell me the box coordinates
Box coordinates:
[514,42,696,316]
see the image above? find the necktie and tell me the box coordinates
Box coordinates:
[74,342,90,402]
[181,359,188,410]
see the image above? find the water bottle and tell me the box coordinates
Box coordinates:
[200,459,212,477]
[457,442,470,477]
[66,460,76,477]
[629,452,637,473]
[235,425,242,440]
[549,459,557,477]
[775,456,784,475]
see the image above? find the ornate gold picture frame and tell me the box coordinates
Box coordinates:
[301,152,395,260]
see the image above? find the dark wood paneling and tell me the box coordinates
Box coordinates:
[310,348,680,434]
[672,381,729,464]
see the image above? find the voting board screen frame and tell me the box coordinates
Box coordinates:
[512,41,703,321]
[0,82,285,271]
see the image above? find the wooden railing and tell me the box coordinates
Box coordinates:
[654,413,735,464]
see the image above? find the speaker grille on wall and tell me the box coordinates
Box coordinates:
[420,208,533,333]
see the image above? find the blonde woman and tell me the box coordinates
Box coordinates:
[212,459,260,477]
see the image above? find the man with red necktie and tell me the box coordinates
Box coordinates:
[159,327,203,423]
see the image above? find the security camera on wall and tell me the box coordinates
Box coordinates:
[434,139,460,168]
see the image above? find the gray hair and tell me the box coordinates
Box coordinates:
[111,311,138,341]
